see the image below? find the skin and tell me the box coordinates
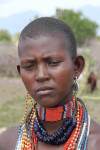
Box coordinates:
[18,36,77,107]
[0,35,100,150]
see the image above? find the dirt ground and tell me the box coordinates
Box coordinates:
[0,77,27,133]
[0,77,27,107]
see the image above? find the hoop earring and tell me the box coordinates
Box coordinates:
[73,76,78,96]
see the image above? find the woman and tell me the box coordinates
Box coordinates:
[0,17,100,150]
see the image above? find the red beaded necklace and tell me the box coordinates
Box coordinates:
[15,95,88,150]
[31,102,82,150]
[34,96,76,121]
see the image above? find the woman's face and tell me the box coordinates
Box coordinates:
[18,36,75,107]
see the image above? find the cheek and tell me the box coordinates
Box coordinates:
[21,71,35,90]
[52,66,73,89]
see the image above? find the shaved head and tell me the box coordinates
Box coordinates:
[18,17,77,59]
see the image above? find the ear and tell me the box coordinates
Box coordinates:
[17,64,21,76]
[72,55,85,78]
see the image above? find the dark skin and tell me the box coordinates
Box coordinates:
[0,36,100,150]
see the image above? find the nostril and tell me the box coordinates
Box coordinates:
[35,76,50,82]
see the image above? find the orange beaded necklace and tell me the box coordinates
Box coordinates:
[15,94,90,150]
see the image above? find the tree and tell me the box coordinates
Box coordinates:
[0,30,12,44]
[53,9,99,45]
[30,15,39,22]
[34,15,39,20]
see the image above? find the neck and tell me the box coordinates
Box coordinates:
[41,118,69,135]
[56,89,73,106]
[35,94,76,134]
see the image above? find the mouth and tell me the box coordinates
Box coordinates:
[36,86,54,95]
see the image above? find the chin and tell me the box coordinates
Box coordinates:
[38,100,59,108]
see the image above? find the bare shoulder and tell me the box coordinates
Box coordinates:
[0,125,19,150]
[87,118,100,150]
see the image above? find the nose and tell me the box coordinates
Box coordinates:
[35,64,50,82]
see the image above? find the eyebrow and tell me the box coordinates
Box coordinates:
[20,59,36,65]
[43,53,65,59]
[20,54,64,63]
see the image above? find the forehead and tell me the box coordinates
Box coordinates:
[18,35,70,59]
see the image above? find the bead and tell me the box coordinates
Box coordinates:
[15,96,89,150]
[49,135,55,142]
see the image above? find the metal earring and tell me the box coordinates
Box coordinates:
[73,76,78,96]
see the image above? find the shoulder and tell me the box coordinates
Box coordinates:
[0,125,19,150]
[87,118,100,150]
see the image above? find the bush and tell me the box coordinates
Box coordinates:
[96,36,100,40]
[13,33,20,42]
[82,52,96,67]
[0,30,12,45]
[53,9,98,45]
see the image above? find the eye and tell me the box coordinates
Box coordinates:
[48,61,61,66]
[23,64,36,70]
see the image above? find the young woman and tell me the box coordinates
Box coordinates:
[0,17,100,150]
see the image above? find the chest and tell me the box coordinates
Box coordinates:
[38,141,65,150]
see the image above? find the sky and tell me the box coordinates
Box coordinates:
[1,0,100,18]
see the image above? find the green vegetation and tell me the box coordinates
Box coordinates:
[0,95,35,128]
[13,33,20,42]
[30,15,39,22]
[82,51,96,68]
[96,35,100,40]
[53,9,98,45]
[34,15,39,20]
[0,11,99,46]
[77,52,96,98]
[0,30,12,45]
[79,87,100,124]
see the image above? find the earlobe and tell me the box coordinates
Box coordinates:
[73,55,85,78]
[17,64,21,75]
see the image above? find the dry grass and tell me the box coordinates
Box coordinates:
[0,77,27,107]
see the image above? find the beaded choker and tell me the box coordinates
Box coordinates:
[33,96,77,145]
[15,96,91,150]
[35,96,76,121]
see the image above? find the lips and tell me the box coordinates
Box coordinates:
[36,86,54,95]
[36,86,54,92]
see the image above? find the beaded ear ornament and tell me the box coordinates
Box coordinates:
[73,76,78,96]
[18,92,37,135]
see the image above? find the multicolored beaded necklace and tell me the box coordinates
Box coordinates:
[15,94,90,150]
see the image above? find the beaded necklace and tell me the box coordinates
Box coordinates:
[15,96,90,150]
[35,97,76,121]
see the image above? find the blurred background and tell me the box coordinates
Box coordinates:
[0,0,100,133]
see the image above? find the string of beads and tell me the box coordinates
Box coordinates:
[15,94,90,150]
